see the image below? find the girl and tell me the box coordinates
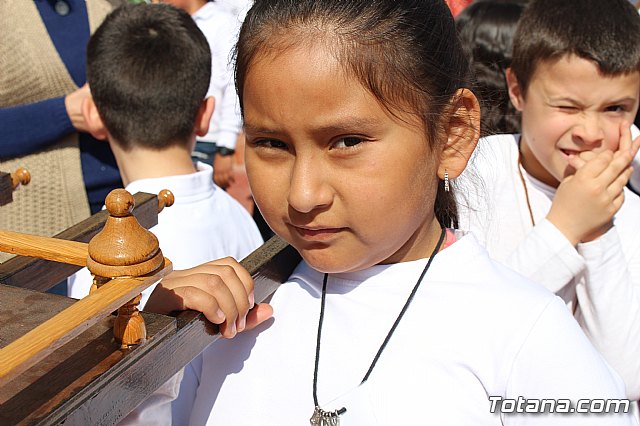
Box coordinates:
[133,0,632,424]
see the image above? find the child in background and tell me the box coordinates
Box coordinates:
[457,0,640,402]
[67,4,262,308]
[456,0,529,135]
[161,0,244,189]
[120,1,631,424]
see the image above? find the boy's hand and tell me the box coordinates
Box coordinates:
[547,122,638,245]
[144,257,273,338]
[213,154,235,189]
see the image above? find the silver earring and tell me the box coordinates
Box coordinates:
[444,170,450,192]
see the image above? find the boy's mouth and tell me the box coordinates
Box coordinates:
[560,148,581,157]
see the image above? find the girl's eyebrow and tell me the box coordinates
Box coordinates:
[244,117,381,135]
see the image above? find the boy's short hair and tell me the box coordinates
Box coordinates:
[87,4,211,151]
[511,0,640,96]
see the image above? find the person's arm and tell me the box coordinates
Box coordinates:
[574,225,640,400]
[0,84,91,158]
[0,97,74,157]
[505,297,634,425]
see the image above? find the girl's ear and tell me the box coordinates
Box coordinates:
[82,95,109,140]
[438,88,480,180]
[194,97,216,137]
[506,68,525,111]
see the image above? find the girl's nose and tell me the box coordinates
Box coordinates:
[287,156,333,214]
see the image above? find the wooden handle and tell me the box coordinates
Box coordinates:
[157,189,174,213]
[0,258,173,385]
[10,167,30,190]
[0,230,88,266]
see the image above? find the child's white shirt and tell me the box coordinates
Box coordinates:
[457,133,640,400]
[127,233,632,425]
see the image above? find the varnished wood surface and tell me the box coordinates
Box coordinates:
[0,259,173,386]
[0,236,301,425]
[0,284,175,426]
[0,192,158,292]
[0,230,88,266]
[0,172,12,206]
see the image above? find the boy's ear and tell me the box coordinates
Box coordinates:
[82,95,109,140]
[438,88,480,180]
[194,97,216,137]
[506,68,525,112]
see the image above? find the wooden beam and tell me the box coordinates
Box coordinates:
[0,259,173,386]
[0,231,88,266]
[0,236,301,425]
[0,192,158,292]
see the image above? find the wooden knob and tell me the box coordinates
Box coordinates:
[105,189,134,217]
[11,167,30,190]
[157,189,175,213]
[87,189,163,277]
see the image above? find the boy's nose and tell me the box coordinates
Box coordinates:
[287,157,333,214]
[572,116,605,146]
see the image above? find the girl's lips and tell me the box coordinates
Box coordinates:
[560,148,581,156]
[293,226,345,241]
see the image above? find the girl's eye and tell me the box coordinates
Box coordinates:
[333,137,364,149]
[557,105,578,111]
[252,139,288,149]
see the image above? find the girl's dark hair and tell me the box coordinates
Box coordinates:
[456,0,529,136]
[234,0,475,228]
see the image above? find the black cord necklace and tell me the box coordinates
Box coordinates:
[310,227,447,426]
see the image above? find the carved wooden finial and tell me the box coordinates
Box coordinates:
[157,189,175,213]
[87,189,165,347]
[11,167,30,190]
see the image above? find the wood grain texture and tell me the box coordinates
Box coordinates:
[0,259,173,386]
[0,235,301,425]
[0,192,158,291]
[0,284,175,426]
[0,230,88,266]
[0,172,12,206]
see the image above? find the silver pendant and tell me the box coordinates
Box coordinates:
[310,406,342,426]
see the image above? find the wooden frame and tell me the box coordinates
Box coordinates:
[0,192,301,425]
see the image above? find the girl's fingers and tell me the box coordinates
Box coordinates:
[245,303,274,331]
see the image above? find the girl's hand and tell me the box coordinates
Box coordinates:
[144,257,273,338]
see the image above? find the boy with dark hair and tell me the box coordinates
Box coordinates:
[459,0,640,402]
[68,3,263,310]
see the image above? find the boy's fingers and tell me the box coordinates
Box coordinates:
[609,167,633,198]
[618,121,631,153]
[574,150,612,178]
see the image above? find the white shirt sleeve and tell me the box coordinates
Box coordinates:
[505,297,635,426]
[575,226,640,400]
[504,218,585,293]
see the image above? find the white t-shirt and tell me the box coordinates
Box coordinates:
[193,2,243,150]
[131,232,632,425]
[457,133,640,400]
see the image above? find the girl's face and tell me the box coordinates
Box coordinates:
[243,45,445,273]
